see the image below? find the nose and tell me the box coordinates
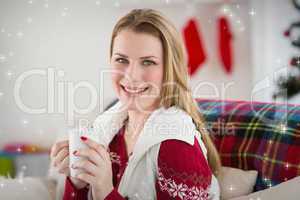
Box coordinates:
[124,60,143,82]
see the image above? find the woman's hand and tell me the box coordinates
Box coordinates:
[72,136,114,200]
[50,140,88,189]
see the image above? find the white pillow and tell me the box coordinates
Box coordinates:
[230,175,300,200]
[219,167,258,200]
[0,177,52,200]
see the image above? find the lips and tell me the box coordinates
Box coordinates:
[120,84,149,94]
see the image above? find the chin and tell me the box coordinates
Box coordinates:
[119,97,157,113]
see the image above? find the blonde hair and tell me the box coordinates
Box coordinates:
[109,9,221,176]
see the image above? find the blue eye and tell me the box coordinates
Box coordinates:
[142,60,156,66]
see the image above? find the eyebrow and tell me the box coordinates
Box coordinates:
[140,56,158,59]
[114,53,128,58]
[114,53,158,59]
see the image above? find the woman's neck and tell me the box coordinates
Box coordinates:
[125,101,161,139]
[125,110,151,139]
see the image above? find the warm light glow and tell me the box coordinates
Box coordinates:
[279,123,287,133]
[285,163,290,168]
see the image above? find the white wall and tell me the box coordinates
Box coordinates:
[189,1,252,101]
[251,0,300,104]
[0,0,293,148]
[0,0,121,148]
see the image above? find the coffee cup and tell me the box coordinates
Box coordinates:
[68,127,99,178]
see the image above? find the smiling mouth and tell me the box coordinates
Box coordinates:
[120,84,149,94]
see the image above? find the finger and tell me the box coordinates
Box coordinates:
[72,159,99,177]
[58,157,70,175]
[58,166,69,175]
[60,156,70,170]
[80,137,110,162]
[76,172,94,185]
[53,147,69,166]
[51,140,69,158]
[50,140,68,157]
[74,148,103,167]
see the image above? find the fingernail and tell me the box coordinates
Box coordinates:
[80,136,87,141]
[73,150,77,155]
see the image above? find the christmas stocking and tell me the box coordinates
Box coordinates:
[218,16,233,74]
[182,18,207,76]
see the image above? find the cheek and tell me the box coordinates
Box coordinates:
[145,69,163,90]
[110,71,122,90]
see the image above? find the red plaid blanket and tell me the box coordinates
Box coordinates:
[196,98,300,191]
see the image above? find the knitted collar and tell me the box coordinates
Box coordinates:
[92,100,200,165]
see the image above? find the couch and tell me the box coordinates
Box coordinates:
[196,98,300,192]
[0,98,299,200]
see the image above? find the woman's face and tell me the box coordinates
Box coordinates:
[110,29,164,112]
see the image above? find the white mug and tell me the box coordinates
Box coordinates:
[68,127,99,178]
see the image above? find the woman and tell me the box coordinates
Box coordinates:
[50,9,221,200]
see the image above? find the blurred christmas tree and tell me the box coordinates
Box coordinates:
[273,0,300,100]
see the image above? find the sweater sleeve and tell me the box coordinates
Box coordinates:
[63,176,89,200]
[155,136,213,200]
[63,177,127,200]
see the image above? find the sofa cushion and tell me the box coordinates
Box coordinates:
[196,98,300,191]
[219,167,258,199]
[230,175,300,200]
